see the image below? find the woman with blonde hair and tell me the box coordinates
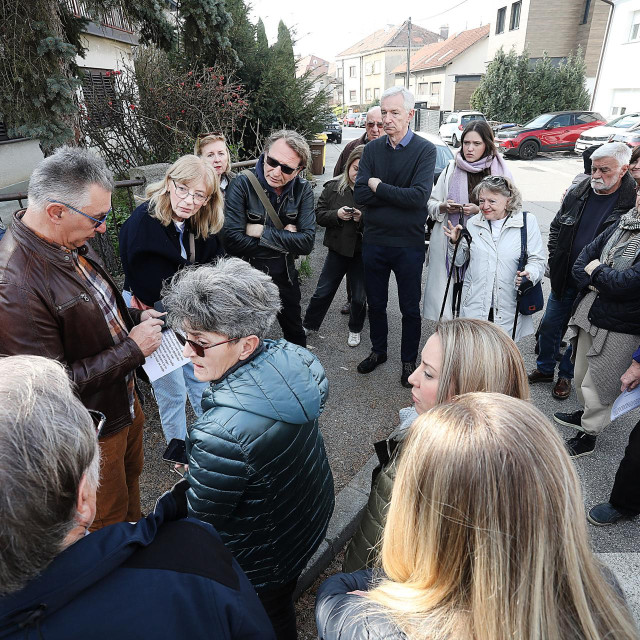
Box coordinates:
[119,155,224,442]
[342,318,529,573]
[317,393,638,640]
[195,132,235,195]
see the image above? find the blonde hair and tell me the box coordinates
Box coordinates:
[368,393,637,640]
[146,155,224,238]
[194,133,233,179]
[434,318,530,404]
[337,145,364,195]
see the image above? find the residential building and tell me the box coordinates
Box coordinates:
[591,0,640,116]
[486,0,609,91]
[335,21,442,109]
[392,25,490,112]
[296,54,333,97]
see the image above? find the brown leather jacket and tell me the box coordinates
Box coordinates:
[0,212,145,437]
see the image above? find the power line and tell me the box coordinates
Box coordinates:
[413,0,471,23]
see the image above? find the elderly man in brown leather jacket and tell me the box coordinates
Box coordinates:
[0,147,164,530]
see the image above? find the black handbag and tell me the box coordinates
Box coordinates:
[512,211,544,338]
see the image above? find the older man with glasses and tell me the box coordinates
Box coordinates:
[333,106,383,178]
[223,129,315,347]
[0,146,164,530]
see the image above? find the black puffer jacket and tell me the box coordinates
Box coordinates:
[316,179,363,258]
[547,173,637,296]
[572,219,640,334]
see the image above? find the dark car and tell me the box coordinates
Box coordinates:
[495,111,606,160]
[324,119,342,144]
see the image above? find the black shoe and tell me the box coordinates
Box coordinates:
[528,368,554,383]
[553,409,583,428]
[357,351,387,374]
[587,503,631,526]
[340,302,351,315]
[401,361,416,388]
[565,431,597,458]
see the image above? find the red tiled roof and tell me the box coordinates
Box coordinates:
[392,24,489,73]
[337,21,441,57]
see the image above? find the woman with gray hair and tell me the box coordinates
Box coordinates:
[162,257,335,640]
[444,175,546,341]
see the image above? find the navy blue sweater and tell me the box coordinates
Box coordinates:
[354,133,436,248]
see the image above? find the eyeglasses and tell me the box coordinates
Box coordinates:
[175,331,240,357]
[88,409,107,438]
[264,155,300,175]
[47,199,111,228]
[171,180,209,205]
[366,121,384,128]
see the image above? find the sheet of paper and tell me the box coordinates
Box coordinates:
[611,385,640,421]
[142,330,190,382]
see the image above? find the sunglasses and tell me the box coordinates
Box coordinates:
[89,409,107,438]
[482,175,512,194]
[175,331,240,357]
[366,122,384,128]
[47,199,111,228]
[265,155,300,175]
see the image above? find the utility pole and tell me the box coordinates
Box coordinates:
[406,17,412,90]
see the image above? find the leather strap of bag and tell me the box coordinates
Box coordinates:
[241,169,284,230]
[188,232,196,264]
[512,212,528,340]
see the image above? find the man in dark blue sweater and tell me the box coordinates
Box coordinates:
[354,86,436,387]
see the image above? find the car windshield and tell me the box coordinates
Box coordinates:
[523,114,553,129]
[608,114,640,129]
[435,143,453,170]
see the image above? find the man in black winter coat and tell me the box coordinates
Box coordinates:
[528,142,636,401]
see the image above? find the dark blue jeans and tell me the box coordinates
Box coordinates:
[536,286,577,379]
[362,243,424,363]
[304,249,366,333]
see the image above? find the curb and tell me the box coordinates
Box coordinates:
[294,453,378,599]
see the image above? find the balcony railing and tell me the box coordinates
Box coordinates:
[66,0,135,34]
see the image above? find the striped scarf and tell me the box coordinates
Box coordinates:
[600,208,640,270]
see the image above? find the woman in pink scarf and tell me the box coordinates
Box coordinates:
[422,121,513,320]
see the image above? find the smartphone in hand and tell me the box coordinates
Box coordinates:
[162,438,188,465]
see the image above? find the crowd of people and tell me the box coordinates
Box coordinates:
[0,84,639,639]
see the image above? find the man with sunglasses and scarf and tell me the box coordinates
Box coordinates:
[0,147,164,530]
[224,130,315,347]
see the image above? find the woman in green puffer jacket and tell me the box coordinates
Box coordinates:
[162,257,334,640]
[342,317,530,573]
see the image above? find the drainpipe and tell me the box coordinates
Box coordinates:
[591,0,615,111]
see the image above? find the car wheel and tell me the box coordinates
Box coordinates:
[519,140,539,160]
[452,134,460,148]
[337,136,342,144]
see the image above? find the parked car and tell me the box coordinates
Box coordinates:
[439,111,486,147]
[414,131,455,184]
[324,118,342,144]
[609,122,640,148]
[495,111,606,160]
[343,113,356,127]
[574,112,640,153]
[355,113,367,127]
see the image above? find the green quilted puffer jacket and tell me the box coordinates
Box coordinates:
[184,339,335,592]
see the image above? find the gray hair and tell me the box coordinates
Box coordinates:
[590,142,632,167]
[473,175,523,214]
[0,355,99,596]
[27,146,114,211]
[162,258,282,338]
[366,105,382,119]
[381,86,415,112]
[265,129,311,170]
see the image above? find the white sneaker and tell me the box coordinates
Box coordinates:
[347,332,361,347]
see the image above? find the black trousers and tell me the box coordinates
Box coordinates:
[610,418,640,515]
[258,578,298,640]
[250,256,306,348]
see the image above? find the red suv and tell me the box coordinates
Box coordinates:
[495,111,606,160]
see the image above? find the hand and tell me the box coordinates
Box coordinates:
[584,259,601,276]
[128,317,163,356]
[173,463,189,477]
[337,207,353,221]
[351,208,362,223]
[246,223,264,238]
[368,177,381,192]
[515,270,530,287]
[621,360,640,392]
[439,200,464,214]
[444,220,462,244]
[461,203,479,215]
[140,308,166,322]
[283,224,297,232]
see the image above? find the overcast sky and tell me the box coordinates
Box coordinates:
[248,0,491,62]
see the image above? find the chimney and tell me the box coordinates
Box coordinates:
[440,25,449,39]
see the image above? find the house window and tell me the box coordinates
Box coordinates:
[374,87,380,99]
[365,62,373,75]
[365,88,372,101]
[349,90,357,101]
[431,82,441,98]
[630,11,640,42]
[509,1,521,30]
[496,6,506,34]
[81,68,117,127]
[373,60,381,74]
[418,82,429,95]
[581,0,591,24]
[349,66,357,78]
[337,67,343,78]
